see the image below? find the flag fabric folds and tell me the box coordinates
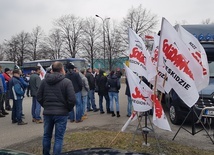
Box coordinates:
[37,63,46,80]
[128,28,157,81]
[151,94,171,131]
[124,64,153,112]
[159,18,199,107]
[176,24,209,91]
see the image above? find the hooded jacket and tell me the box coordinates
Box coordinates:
[65,69,82,93]
[37,72,76,116]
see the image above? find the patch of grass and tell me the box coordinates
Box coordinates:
[8,129,214,155]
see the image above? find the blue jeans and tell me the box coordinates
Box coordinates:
[87,90,97,111]
[127,96,132,116]
[108,92,119,112]
[69,92,82,121]
[12,99,23,122]
[32,97,42,120]
[99,94,110,112]
[82,95,88,116]
[43,115,67,155]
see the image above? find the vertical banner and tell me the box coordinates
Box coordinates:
[176,24,209,91]
[159,18,199,107]
[128,28,157,81]
[124,64,152,112]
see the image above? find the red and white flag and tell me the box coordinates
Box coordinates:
[149,34,171,93]
[151,94,171,131]
[128,28,157,81]
[37,63,46,80]
[159,18,199,107]
[124,64,152,112]
[121,111,138,132]
[176,24,209,91]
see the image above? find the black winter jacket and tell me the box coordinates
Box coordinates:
[65,70,82,93]
[86,72,95,90]
[97,70,108,96]
[37,72,76,116]
[107,74,120,93]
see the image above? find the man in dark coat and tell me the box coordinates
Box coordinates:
[97,69,110,114]
[85,68,99,112]
[37,61,76,155]
[65,62,83,123]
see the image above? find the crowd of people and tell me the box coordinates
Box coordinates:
[0,62,133,155]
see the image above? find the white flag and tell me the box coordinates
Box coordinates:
[128,28,157,81]
[159,18,199,107]
[149,34,171,93]
[37,63,46,80]
[176,24,209,91]
[124,64,152,112]
[151,94,171,131]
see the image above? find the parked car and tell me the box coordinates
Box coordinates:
[165,24,214,125]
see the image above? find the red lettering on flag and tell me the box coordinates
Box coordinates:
[151,94,163,119]
[130,47,146,65]
[132,87,146,101]
[162,39,194,80]
[152,48,158,64]
[191,52,207,75]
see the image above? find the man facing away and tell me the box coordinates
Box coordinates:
[37,61,76,155]
[65,62,83,123]
[29,66,43,123]
[9,69,27,125]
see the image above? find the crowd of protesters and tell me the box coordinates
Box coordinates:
[0,62,133,155]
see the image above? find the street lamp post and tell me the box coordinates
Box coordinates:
[95,15,110,70]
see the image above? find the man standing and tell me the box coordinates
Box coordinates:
[37,61,76,155]
[9,69,27,125]
[29,66,42,123]
[65,62,83,123]
[0,65,7,117]
[3,68,12,111]
[86,68,99,112]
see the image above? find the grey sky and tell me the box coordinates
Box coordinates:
[0,0,213,43]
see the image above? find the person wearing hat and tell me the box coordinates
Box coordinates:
[65,62,83,123]
[8,69,27,125]
[3,68,12,111]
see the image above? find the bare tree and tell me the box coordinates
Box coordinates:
[0,44,5,60]
[202,18,214,24]
[106,22,126,71]
[28,26,45,60]
[121,5,158,38]
[16,31,30,66]
[53,14,83,58]
[81,17,100,69]
[4,36,20,64]
[42,28,63,59]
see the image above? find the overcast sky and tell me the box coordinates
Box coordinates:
[0,0,213,43]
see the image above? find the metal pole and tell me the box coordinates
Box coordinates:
[95,15,110,70]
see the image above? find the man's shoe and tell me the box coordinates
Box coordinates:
[0,113,5,117]
[32,118,36,122]
[2,111,9,115]
[81,116,88,120]
[18,121,28,125]
[12,120,18,124]
[93,108,99,112]
[75,120,83,123]
[6,107,12,111]
[87,109,93,112]
[100,111,105,114]
[35,119,43,124]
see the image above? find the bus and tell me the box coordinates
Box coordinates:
[0,61,18,72]
[22,58,87,74]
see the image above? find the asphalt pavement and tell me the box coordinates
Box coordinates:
[0,83,213,151]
